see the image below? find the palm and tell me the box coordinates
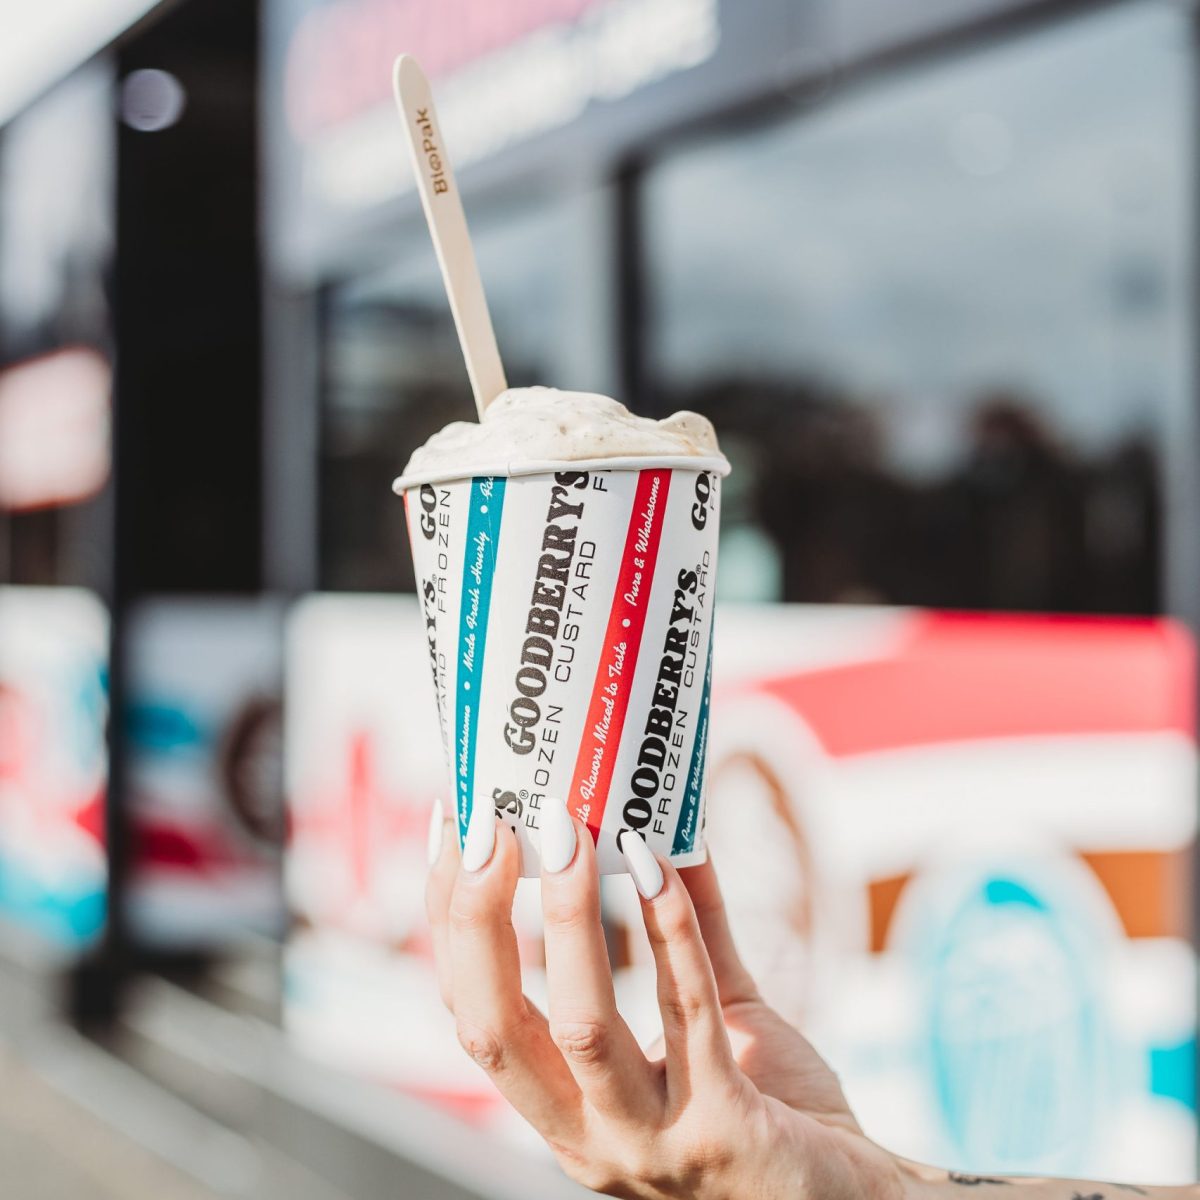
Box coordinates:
[721,998,860,1132]
[662,864,862,1134]
[641,972,881,1200]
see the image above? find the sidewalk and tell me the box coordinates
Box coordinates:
[0,1046,217,1200]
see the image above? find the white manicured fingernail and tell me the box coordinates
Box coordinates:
[539,797,576,874]
[618,830,664,899]
[461,800,497,873]
[426,798,444,865]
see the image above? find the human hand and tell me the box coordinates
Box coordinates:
[425,797,904,1200]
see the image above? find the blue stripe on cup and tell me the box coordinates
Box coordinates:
[454,476,507,841]
[672,631,713,856]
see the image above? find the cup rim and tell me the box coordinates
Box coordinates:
[392,454,732,493]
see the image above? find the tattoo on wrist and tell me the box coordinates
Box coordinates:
[941,1170,1153,1197]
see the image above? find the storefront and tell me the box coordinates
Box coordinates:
[264,0,1200,1182]
[0,0,284,993]
[263,0,1195,618]
[0,0,1194,1184]
[0,59,115,950]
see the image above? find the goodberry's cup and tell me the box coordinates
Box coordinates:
[396,453,727,876]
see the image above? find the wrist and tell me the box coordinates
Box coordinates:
[889,1154,953,1200]
[839,1141,939,1200]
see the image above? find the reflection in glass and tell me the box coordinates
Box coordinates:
[0,63,114,588]
[320,186,609,591]
[644,3,1188,612]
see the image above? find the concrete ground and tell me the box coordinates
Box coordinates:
[0,1045,218,1200]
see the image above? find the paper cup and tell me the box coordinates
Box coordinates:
[396,456,726,876]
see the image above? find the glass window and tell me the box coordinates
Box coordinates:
[643,2,1190,612]
[0,63,114,588]
[319,183,612,591]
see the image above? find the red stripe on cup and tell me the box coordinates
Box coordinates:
[568,469,672,841]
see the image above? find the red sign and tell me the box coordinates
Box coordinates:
[0,348,110,511]
[286,0,609,140]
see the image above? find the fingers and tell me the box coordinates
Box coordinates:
[539,805,660,1121]
[678,859,760,1007]
[623,837,736,1095]
[424,799,459,1010]
[448,803,582,1139]
[427,800,548,1020]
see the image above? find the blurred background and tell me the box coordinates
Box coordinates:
[0,0,1196,1195]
